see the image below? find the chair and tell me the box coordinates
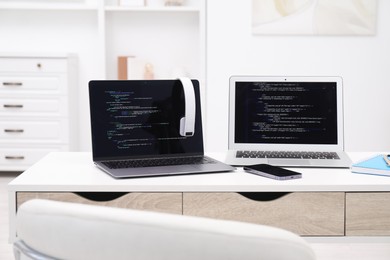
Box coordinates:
[14,199,316,260]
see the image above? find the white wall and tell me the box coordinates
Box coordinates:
[205,0,390,152]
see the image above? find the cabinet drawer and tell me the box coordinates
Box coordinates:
[0,76,63,93]
[0,147,62,167]
[0,98,66,116]
[346,192,390,236]
[0,120,68,142]
[0,58,67,73]
[17,192,182,215]
[183,192,345,236]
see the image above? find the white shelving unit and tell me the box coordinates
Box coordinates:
[0,0,206,153]
[0,0,205,79]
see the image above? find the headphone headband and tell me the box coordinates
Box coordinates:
[179,77,196,137]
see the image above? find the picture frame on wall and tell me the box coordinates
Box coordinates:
[252,0,378,35]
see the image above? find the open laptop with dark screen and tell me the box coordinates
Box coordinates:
[89,79,234,178]
[225,76,352,168]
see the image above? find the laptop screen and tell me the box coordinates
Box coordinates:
[234,80,338,145]
[89,80,204,160]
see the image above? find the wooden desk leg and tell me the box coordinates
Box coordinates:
[8,191,17,243]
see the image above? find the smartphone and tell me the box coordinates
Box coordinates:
[243,164,302,180]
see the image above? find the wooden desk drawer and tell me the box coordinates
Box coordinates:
[346,192,390,236]
[17,192,182,215]
[183,192,345,236]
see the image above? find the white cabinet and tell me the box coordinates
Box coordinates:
[0,54,78,171]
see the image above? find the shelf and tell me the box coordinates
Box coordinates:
[0,3,200,12]
[104,6,200,12]
[0,52,75,59]
[0,2,98,11]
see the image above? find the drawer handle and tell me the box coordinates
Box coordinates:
[3,82,23,86]
[238,192,290,201]
[3,104,23,108]
[74,192,128,201]
[5,156,25,160]
[4,129,24,133]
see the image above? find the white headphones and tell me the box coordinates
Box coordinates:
[178,77,195,137]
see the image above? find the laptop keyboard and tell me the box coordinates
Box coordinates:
[102,156,216,169]
[236,151,340,160]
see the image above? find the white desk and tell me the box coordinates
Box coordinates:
[8,152,390,242]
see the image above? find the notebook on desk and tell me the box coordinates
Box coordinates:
[89,79,234,178]
[225,76,352,168]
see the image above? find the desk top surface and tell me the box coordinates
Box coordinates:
[8,152,390,192]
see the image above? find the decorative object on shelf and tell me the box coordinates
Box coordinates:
[119,0,145,7]
[351,154,390,177]
[165,0,184,6]
[118,56,146,80]
[252,0,378,35]
[143,63,154,79]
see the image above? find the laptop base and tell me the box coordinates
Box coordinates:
[96,156,235,179]
[225,151,352,168]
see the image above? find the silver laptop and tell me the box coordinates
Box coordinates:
[225,76,352,168]
[89,79,235,178]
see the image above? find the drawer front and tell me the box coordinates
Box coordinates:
[0,76,62,92]
[0,147,62,167]
[17,192,183,215]
[0,120,68,142]
[346,192,390,236]
[183,192,345,236]
[0,58,67,73]
[0,98,66,116]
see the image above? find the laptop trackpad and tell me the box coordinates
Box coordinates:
[268,159,311,166]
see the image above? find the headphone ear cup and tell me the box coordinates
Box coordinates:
[178,77,195,137]
[180,117,192,137]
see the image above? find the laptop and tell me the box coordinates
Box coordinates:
[225,76,352,168]
[89,79,235,178]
